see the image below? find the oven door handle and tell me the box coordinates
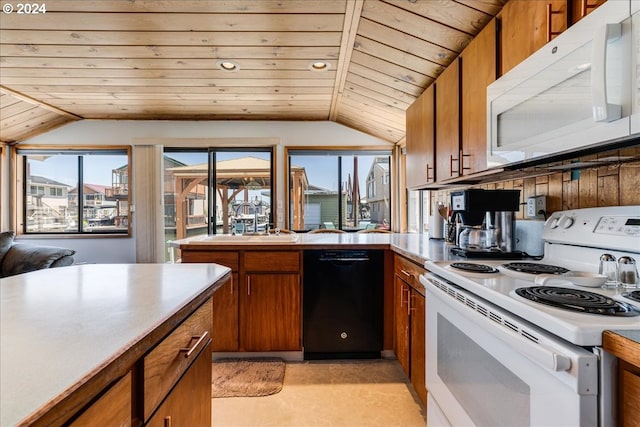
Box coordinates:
[485,316,572,372]
[422,275,573,373]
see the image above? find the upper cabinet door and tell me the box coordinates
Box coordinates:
[461,19,497,175]
[435,59,460,183]
[405,85,435,189]
[499,0,569,76]
[571,0,608,24]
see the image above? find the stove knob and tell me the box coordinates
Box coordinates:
[558,215,574,229]
[548,215,561,229]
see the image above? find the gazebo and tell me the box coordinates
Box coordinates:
[166,156,308,238]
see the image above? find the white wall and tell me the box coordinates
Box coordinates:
[7,120,391,263]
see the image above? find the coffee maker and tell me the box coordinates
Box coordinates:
[450,189,521,258]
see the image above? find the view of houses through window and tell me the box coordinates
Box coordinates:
[288,151,391,232]
[20,150,129,234]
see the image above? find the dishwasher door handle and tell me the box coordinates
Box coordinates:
[319,257,370,262]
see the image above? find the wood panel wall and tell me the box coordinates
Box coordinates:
[433,149,640,219]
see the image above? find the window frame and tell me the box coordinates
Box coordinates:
[285,147,393,231]
[14,146,132,236]
[163,146,275,239]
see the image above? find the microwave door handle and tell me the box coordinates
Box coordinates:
[591,23,622,122]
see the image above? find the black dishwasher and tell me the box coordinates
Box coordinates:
[303,250,384,359]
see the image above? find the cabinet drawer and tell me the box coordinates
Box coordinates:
[182,251,239,271]
[70,372,132,427]
[244,251,300,272]
[143,299,213,421]
[146,342,212,427]
[394,255,425,295]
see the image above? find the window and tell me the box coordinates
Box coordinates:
[18,148,130,234]
[407,190,430,233]
[163,147,274,261]
[288,150,391,231]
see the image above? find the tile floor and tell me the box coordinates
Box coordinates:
[212,359,426,427]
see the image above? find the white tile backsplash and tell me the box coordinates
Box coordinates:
[515,220,545,256]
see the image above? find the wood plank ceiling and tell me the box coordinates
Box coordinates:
[0,0,506,145]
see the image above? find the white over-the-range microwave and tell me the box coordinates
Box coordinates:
[487,0,640,168]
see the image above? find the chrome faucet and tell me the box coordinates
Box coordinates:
[234,202,262,234]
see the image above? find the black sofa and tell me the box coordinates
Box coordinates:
[0,231,75,278]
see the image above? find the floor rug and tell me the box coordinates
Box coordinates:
[212,358,285,398]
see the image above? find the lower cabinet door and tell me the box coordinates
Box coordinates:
[410,290,427,406]
[394,276,410,376]
[70,372,132,427]
[241,273,301,351]
[211,274,239,351]
[146,342,212,427]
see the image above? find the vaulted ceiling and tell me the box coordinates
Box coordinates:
[0,0,506,145]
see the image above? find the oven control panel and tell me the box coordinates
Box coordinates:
[594,216,640,236]
[543,206,640,252]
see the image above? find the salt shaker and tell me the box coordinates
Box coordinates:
[599,253,619,288]
[618,256,639,288]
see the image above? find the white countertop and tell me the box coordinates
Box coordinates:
[172,232,452,264]
[0,263,230,426]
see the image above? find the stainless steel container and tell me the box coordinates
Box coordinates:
[485,211,516,252]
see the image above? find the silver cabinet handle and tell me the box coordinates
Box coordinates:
[179,331,209,358]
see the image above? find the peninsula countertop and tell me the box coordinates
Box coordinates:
[171,232,452,265]
[0,263,230,427]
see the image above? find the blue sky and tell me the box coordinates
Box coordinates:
[28,155,127,187]
[28,151,378,192]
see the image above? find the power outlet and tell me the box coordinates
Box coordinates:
[526,196,546,219]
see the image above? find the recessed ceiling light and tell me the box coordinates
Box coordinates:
[217,60,239,72]
[308,60,331,72]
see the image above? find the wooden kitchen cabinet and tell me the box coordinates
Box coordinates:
[570,0,607,24]
[460,18,497,175]
[242,251,301,351]
[182,248,302,352]
[394,273,410,374]
[393,254,427,406]
[619,361,640,427]
[143,299,212,421]
[69,372,132,427]
[180,251,239,351]
[242,273,301,351]
[603,330,640,427]
[435,58,460,182]
[499,0,569,76]
[70,298,214,427]
[146,341,212,427]
[405,84,435,188]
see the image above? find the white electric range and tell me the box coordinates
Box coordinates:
[420,206,640,427]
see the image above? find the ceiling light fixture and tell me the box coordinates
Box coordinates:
[217,60,240,72]
[308,60,331,72]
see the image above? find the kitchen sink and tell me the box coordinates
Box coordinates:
[197,234,298,244]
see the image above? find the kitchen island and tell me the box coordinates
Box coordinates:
[1,263,231,427]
